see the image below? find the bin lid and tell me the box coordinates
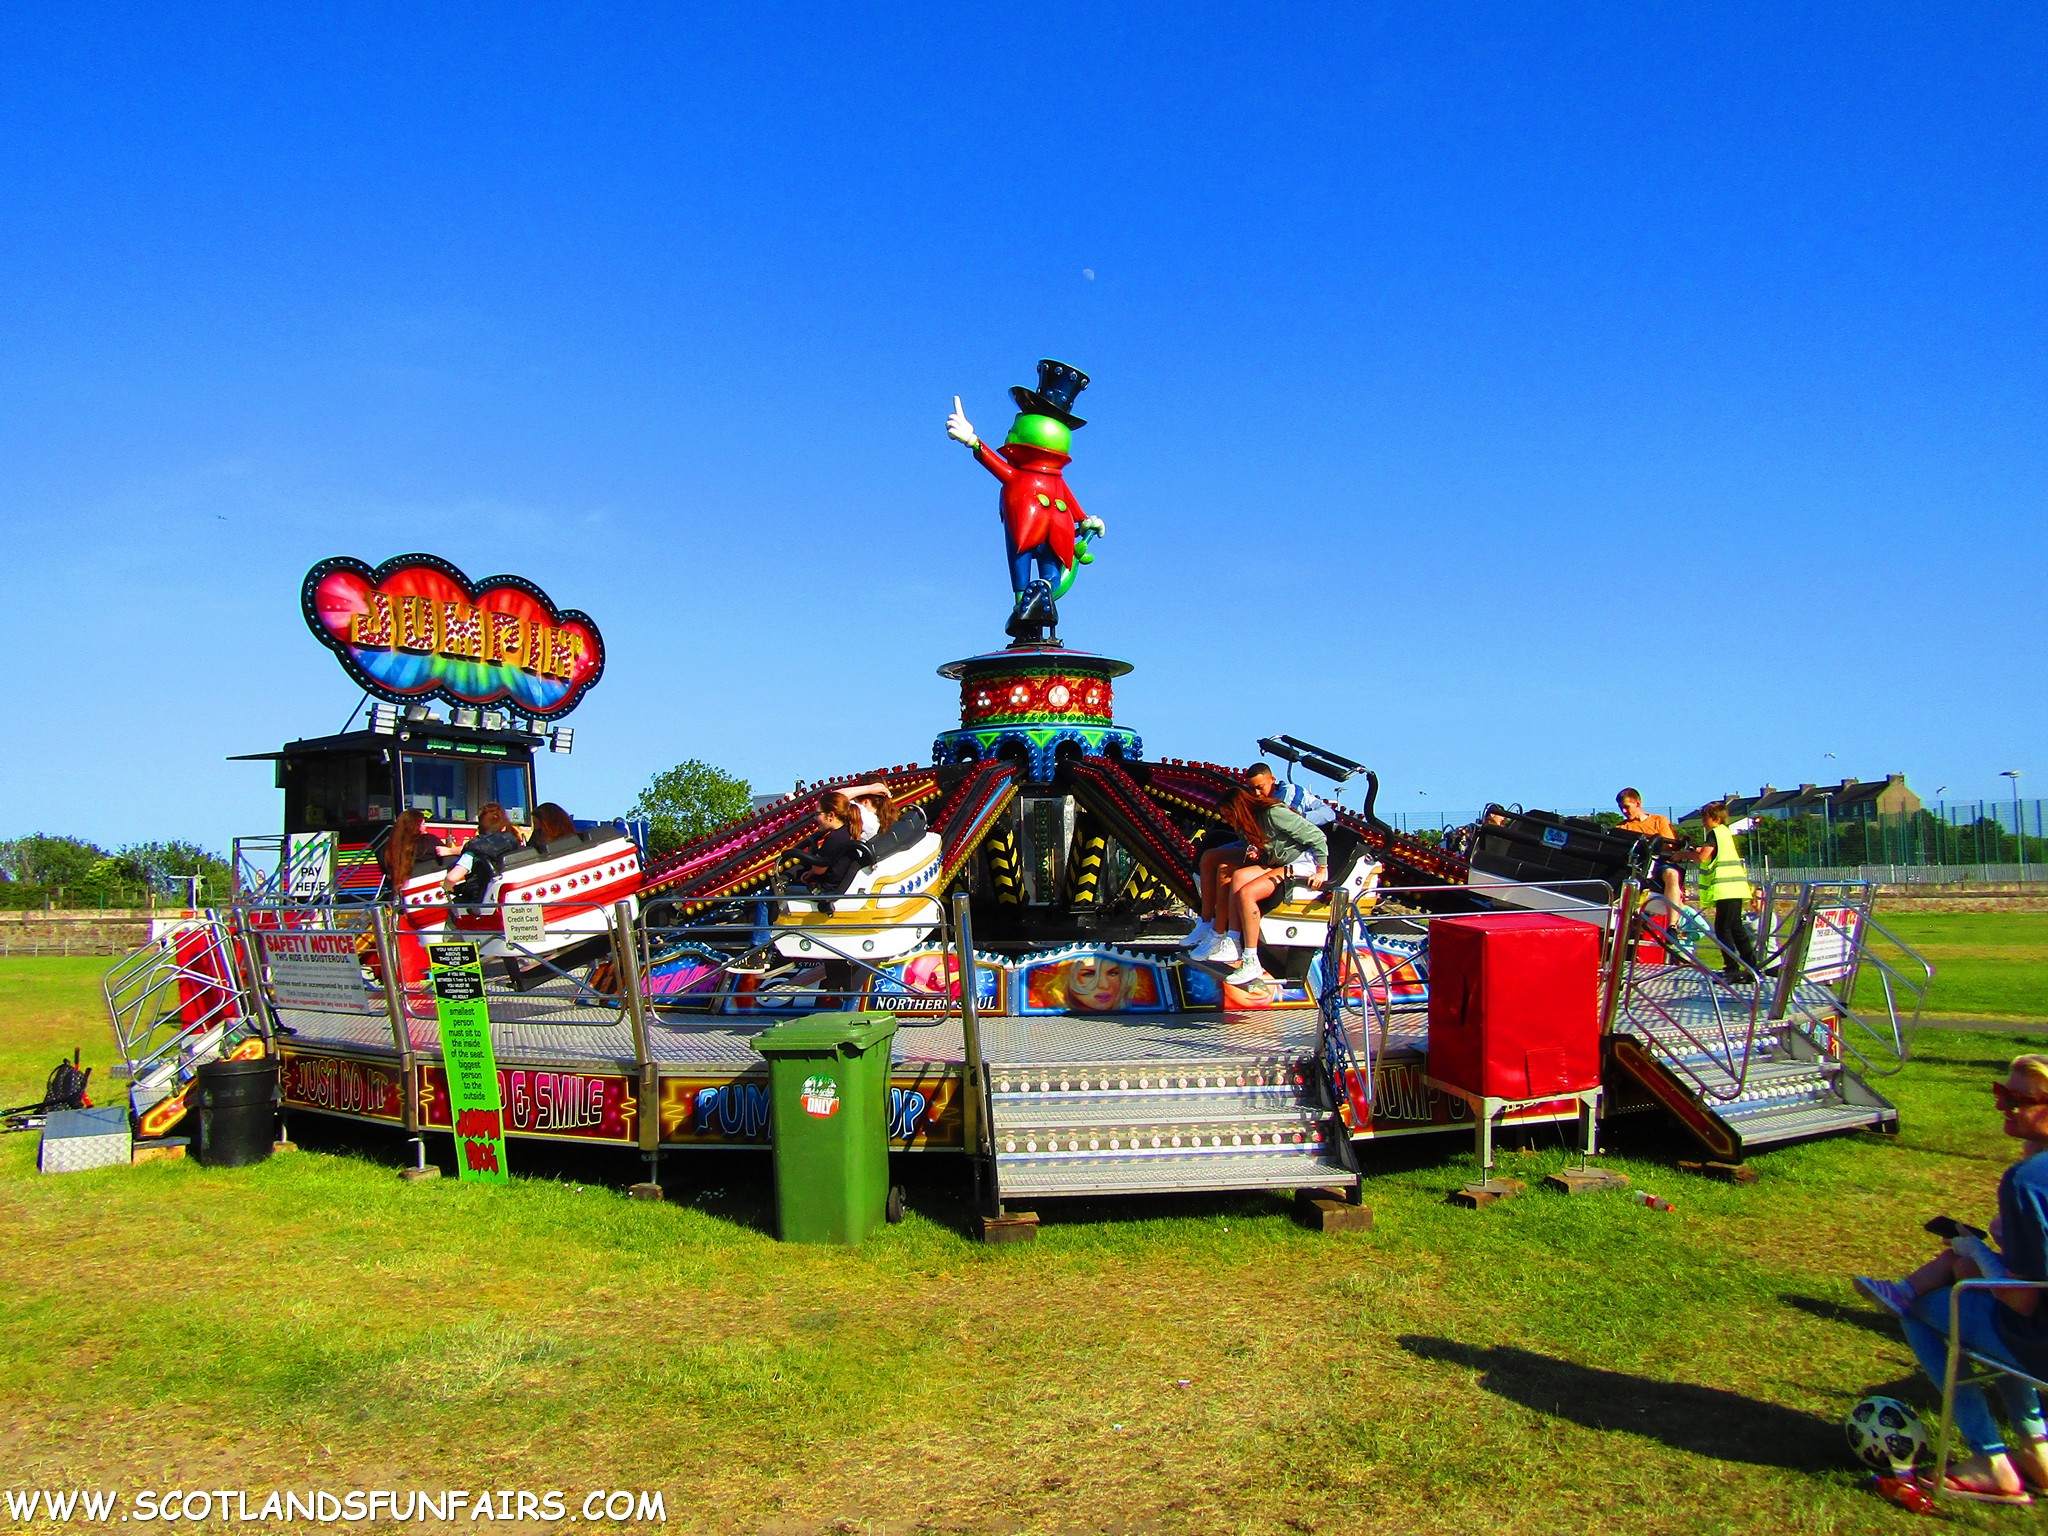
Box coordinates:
[753,1011,901,1055]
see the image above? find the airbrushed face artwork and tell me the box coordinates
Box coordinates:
[1023,953,1166,1014]
[870,949,1003,1014]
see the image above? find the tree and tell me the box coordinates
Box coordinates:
[121,841,233,898]
[0,835,110,888]
[632,760,754,858]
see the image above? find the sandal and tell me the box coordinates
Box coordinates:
[1915,1472,2033,1505]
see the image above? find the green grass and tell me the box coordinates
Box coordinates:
[1855,912,2048,1022]
[2,926,2048,1533]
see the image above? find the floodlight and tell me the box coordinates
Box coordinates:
[480,709,509,732]
[451,706,480,729]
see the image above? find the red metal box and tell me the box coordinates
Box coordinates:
[1426,913,1601,1100]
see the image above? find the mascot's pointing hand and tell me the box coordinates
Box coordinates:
[1079,514,1106,539]
[946,396,979,448]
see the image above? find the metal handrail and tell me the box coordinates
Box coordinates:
[636,890,954,1015]
[100,912,259,1100]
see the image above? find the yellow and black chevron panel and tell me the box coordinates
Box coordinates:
[984,824,1025,906]
[1121,860,1168,906]
[1066,829,1108,907]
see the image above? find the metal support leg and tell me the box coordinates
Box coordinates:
[614,901,664,1201]
[372,906,436,1181]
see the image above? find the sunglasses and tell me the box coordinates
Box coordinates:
[1993,1082,2048,1111]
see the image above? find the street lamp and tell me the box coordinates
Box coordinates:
[2003,770,2024,873]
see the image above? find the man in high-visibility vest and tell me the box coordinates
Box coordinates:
[1699,800,1765,983]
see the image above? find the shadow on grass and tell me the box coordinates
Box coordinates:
[1399,1335,1842,1471]
[1781,1292,1907,1340]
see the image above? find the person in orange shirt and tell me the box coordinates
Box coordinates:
[1617,788,1706,935]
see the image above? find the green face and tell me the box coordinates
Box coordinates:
[1005,412,1071,454]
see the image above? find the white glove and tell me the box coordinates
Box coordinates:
[946,395,978,447]
[1079,515,1106,538]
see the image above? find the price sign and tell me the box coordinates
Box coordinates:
[501,902,547,948]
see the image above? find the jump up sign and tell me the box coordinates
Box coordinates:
[428,941,509,1183]
[301,553,605,720]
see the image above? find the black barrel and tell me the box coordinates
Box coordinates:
[194,1056,279,1167]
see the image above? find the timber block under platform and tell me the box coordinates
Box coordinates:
[1679,1159,1760,1184]
[628,1182,665,1202]
[1449,1178,1526,1210]
[980,1211,1039,1244]
[1295,1191,1373,1233]
[1545,1167,1631,1196]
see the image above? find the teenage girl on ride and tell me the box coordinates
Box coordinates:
[791,792,866,893]
[1214,786,1328,987]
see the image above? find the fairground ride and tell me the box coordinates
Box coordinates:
[100,359,1935,1228]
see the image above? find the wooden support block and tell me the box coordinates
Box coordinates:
[399,1166,442,1183]
[131,1140,188,1166]
[1297,1195,1374,1233]
[628,1182,665,1202]
[1545,1167,1631,1196]
[272,1140,299,1156]
[1678,1160,1758,1184]
[979,1211,1039,1244]
[1449,1178,1526,1209]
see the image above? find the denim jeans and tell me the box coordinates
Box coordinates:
[1902,1286,2048,1457]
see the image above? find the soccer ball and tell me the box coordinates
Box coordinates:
[1845,1395,1928,1472]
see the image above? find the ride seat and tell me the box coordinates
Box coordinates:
[498,846,543,871]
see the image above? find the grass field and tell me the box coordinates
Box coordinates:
[1856,912,2048,1023]
[1,918,2046,1533]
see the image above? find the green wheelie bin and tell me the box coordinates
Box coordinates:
[755,1011,903,1244]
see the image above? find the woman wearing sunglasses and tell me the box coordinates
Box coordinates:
[1853,1055,2048,1503]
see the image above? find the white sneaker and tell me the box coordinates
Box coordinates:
[1183,919,1214,952]
[1196,933,1239,965]
[1225,953,1269,986]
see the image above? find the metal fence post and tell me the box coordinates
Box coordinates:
[612,900,663,1198]
[370,905,429,1173]
[951,890,991,1199]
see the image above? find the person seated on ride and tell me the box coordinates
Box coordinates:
[441,803,525,904]
[1852,1054,2048,1503]
[831,782,893,843]
[1442,804,1510,862]
[531,802,578,855]
[380,808,451,892]
[1616,787,1707,936]
[788,792,867,895]
[1209,785,1328,987]
[1188,763,1338,962]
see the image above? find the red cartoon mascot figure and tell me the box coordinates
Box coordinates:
[947,358,1107,641]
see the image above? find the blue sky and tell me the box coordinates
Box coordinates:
[2,5,2041,854]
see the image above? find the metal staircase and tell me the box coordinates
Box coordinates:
[101,914,264,1126]
[984,1053,1352,1199]
[1606,882,1930,1159]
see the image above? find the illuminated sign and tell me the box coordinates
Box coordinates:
[301,553,604,720]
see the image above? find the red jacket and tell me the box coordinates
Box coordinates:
[973,440,1087,565]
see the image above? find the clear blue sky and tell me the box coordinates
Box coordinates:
[2,6,2041,855]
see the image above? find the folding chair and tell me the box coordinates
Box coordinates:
[1932,1277,2048,1502]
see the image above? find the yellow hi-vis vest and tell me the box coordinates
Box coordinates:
[1700,824,1752,904]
